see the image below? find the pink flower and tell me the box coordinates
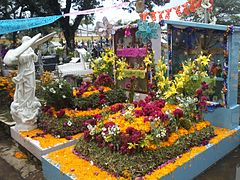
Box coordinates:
[144,95,152,103]
[42,106,51,113]
[124,27,131,37]
[154,99,166,108]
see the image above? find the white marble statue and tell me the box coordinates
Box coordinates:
[3,34,42,131]
[4,32,56,131]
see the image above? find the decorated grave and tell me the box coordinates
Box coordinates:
[2,19,239,179]
[41,21,240,180]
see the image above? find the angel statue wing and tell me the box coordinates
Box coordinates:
[32,32,57,49]
[4,33,41,66]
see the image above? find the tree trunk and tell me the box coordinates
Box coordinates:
[60,15,83,53]
[63,27,75,52]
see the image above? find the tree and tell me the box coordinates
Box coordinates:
[0,0,100,51]
[181,0,240,26]
[41,0,100,51]
[212,0,240,26]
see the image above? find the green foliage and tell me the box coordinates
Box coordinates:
[75,126,214,178]
[74,89,127,110]
[41,79,74,110]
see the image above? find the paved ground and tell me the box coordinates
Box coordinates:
[0,123,239,180]
[0,125,43,180]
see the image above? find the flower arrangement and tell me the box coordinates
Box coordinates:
[155,53,212,100]
[75,115,214,178]
[72,61,216,177]
[77,96,214,155]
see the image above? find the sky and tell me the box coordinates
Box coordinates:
[94,0,187,24]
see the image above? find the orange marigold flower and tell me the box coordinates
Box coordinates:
[15,151,27,159]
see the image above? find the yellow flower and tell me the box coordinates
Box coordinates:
[143,55,152,66]
[164,84,177,99]
[73,88,77,97]
[195,52,211,66]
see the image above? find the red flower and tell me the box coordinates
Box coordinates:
[42,106,51,113]
[154,99,166,108]
[200,96,208,102]
[134,110,144,117]
[93,114,102,120]
[83,118,97,127]
[201,81,209,90]
[144,95,152,103]
[83,130,91,141]
[110,103,124,113]
[94,74,113,87]
[195,89,203,97]
[173,108,184,118]
[56,109,65,118]
[65,136,72,140]
[97,86,104,93]
[46,108,54,116]
[104,122,116,128]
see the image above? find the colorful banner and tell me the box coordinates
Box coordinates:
[64,2,129,16]
[140,0,213,21]
[0,2,130,35]
[0,15,62,35]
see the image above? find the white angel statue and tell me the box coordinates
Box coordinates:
[4,32,56,131]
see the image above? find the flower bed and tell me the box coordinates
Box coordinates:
[66,96,216,179]
[74,124,214,178]
[38,103,126,138]
[19,129,82,149]
[45,127,237,180]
